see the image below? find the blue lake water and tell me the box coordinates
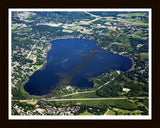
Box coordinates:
[24,39,132,96]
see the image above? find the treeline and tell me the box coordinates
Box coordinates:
[12,101,35,112]
[74,105,108,115]
[130,38,148,52]
[94,70,119,86]
[116,72,148,97]
[124,70,148,91]
[12,88,26,100]
[96,81,122,97]
[106,36,148,54]
[95,71,123,97]
[32,25,62,33]
[89,12,122,17]
[12,53,33,65]
[30,12,95,24]
[95,69,148,98]
[110,44,128,52]
[37,100,60,109]
[12,33,34,50]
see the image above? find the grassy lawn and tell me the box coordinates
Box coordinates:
[62,92,100,99]
[55,99,143,115]
[56,99,139,110]
[118,13,145,17]
[79,111,94,115]
[34,65,43,69]
[133,22,148,27]
[109,42,122,46]
[26,63,31,67]
[28,55,33,60]
[139,52,148,60]
[105,109,116,115]
[127,99,138,104]
[112,107,141,115]
[69,25,84,30]
[20,101,37,105]
[136,102,144,106]
[37,47,43,50]
[109,42,131,48]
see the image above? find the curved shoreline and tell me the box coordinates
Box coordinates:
[96,43,134,72]
[127,56,134,71]
[20,44,52,98]
[23,38,134,97]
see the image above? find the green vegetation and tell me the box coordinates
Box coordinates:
[54,98,148,115]
[12,101,35,113]
[105,109,116,115]
[62,92,100,99]
[12,98,149,115]
[138,98,149,108]
[112,108,141,115]
[118,13,145,17]
[96,81,123,97]
[79,111,94,115]
[139,52,148,60]
[56,99,138,110]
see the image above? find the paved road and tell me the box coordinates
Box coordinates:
[62,90,95,97]
[84,11,100,18]
[13,97,148,102]
[26,44,36,59]
[62,74,119,98]
[43,97,128,101]
[42,97,148,101]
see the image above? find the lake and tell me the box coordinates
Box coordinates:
[24,39,132,96]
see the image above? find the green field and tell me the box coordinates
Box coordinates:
[34,65,43,69]
[62,92,100,99]
[54,99,149,115]
[105,109,116,115]
[118,13,145,17]
[56,99,139,110]
[112,107,141,115]
[79,111,94,115]
[139,52,148,60]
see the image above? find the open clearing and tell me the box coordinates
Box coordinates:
[79,111,94,115]
[20,100,37,105]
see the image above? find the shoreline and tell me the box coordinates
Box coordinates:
[20,38,135,98]
[15,43,52,99]
[127,56,135,72]
[35,43,52,71]
[36,60,47,71]
[97,43,134,72]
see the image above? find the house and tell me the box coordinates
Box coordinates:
[46,108,54,114]
[58,108,62,111]
[34,108,45,114]
[123,88,131,92]
[46,105,52,108]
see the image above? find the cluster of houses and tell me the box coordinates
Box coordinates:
[11,29,52,87]
[12,104,81,116]
[46,105,80,115]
